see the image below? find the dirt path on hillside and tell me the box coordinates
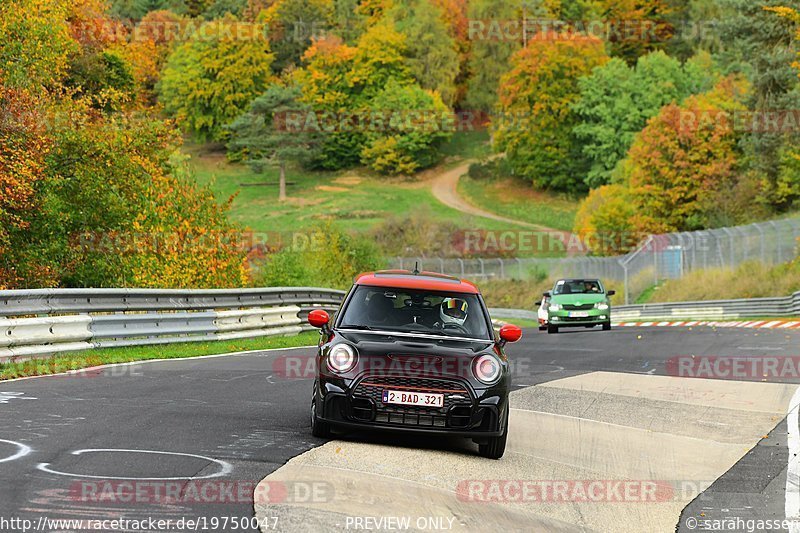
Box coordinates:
[430,161,560,232]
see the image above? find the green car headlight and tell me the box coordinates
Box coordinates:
[549,303,562,311]
[595,303,609,310]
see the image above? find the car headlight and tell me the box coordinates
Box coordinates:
[549,303,561,311]
[595,303,609,310]
[328,344,357,373]
[473,354,502,385]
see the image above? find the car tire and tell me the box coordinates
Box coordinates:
[538,325,547,331]
[547,325,558,334]
[602,322,611,331]
[311,395,331,438]
[478,410,508,459]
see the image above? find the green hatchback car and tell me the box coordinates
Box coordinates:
[543,279,615,334]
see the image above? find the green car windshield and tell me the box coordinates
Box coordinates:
[553,280,605,295]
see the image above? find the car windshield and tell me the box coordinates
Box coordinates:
[553,280,604,295]
[338,286,491,340]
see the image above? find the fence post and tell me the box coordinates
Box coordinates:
[721,228,734,268]
[652,237,658,285]
[769,221,781,263]
[623,263,630,305]
[754,224,766,263]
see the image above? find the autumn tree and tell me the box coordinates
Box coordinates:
[464,0,522,112]
[332,0,365,43]
[259,0,334,73]
[0,84,56,288]
[621,79,748,234]
[294,35,362,168]
[0,0,77,89]
[390,0,460,106]
[730,2,800,211]
[109,0,188,20]
[360,80,453,175]
[573,50,715,188]
[494,35,609,191]
[115,10,186,104]
[595,0,672,64]
[348,21,411,101]
[572,184,638,256]
[159,15,275,141]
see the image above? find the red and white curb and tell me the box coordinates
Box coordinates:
[612,320,800,330]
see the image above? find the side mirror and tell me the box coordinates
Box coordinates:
[543,291,551,298]
[499,324,523,345]
[308,309,331,331]
[607,290,616,297]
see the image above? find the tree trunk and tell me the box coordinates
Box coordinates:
[279,161,287,202]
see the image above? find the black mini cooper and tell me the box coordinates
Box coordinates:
[307,270,522,459]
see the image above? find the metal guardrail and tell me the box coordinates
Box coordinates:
[0,288,345,361]
[490,291,800,323]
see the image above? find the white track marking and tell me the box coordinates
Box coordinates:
[786,386,800,532]
[0,392,37,404]
[36,449,233,480]
[0,439,32,464]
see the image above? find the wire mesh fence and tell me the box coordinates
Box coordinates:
[388,217,800,304]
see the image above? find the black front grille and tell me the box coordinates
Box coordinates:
[558,316,599,322]
[351,375,472,428]
[563,303,596,311]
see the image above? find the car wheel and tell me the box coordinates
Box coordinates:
[311,395,331,438]
[602,322,611,331]
[538,325,547,331]
[547,325,558,334]
[478,410,508,460]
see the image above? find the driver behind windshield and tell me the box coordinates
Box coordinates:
[435,298,468,330]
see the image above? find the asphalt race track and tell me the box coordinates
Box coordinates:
[1,326,799,532]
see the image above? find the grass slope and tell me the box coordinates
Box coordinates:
[0,331,319,381]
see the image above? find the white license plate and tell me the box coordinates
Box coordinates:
[569,311,590,318]
[382,390,444,408]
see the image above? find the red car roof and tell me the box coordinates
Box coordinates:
[355,270,480,294]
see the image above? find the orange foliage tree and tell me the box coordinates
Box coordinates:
[494,34,609,191]
[622,79,748,234]
[0,84,56,288]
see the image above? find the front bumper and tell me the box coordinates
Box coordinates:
[315,375,509,438]
[548,310,609,326]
